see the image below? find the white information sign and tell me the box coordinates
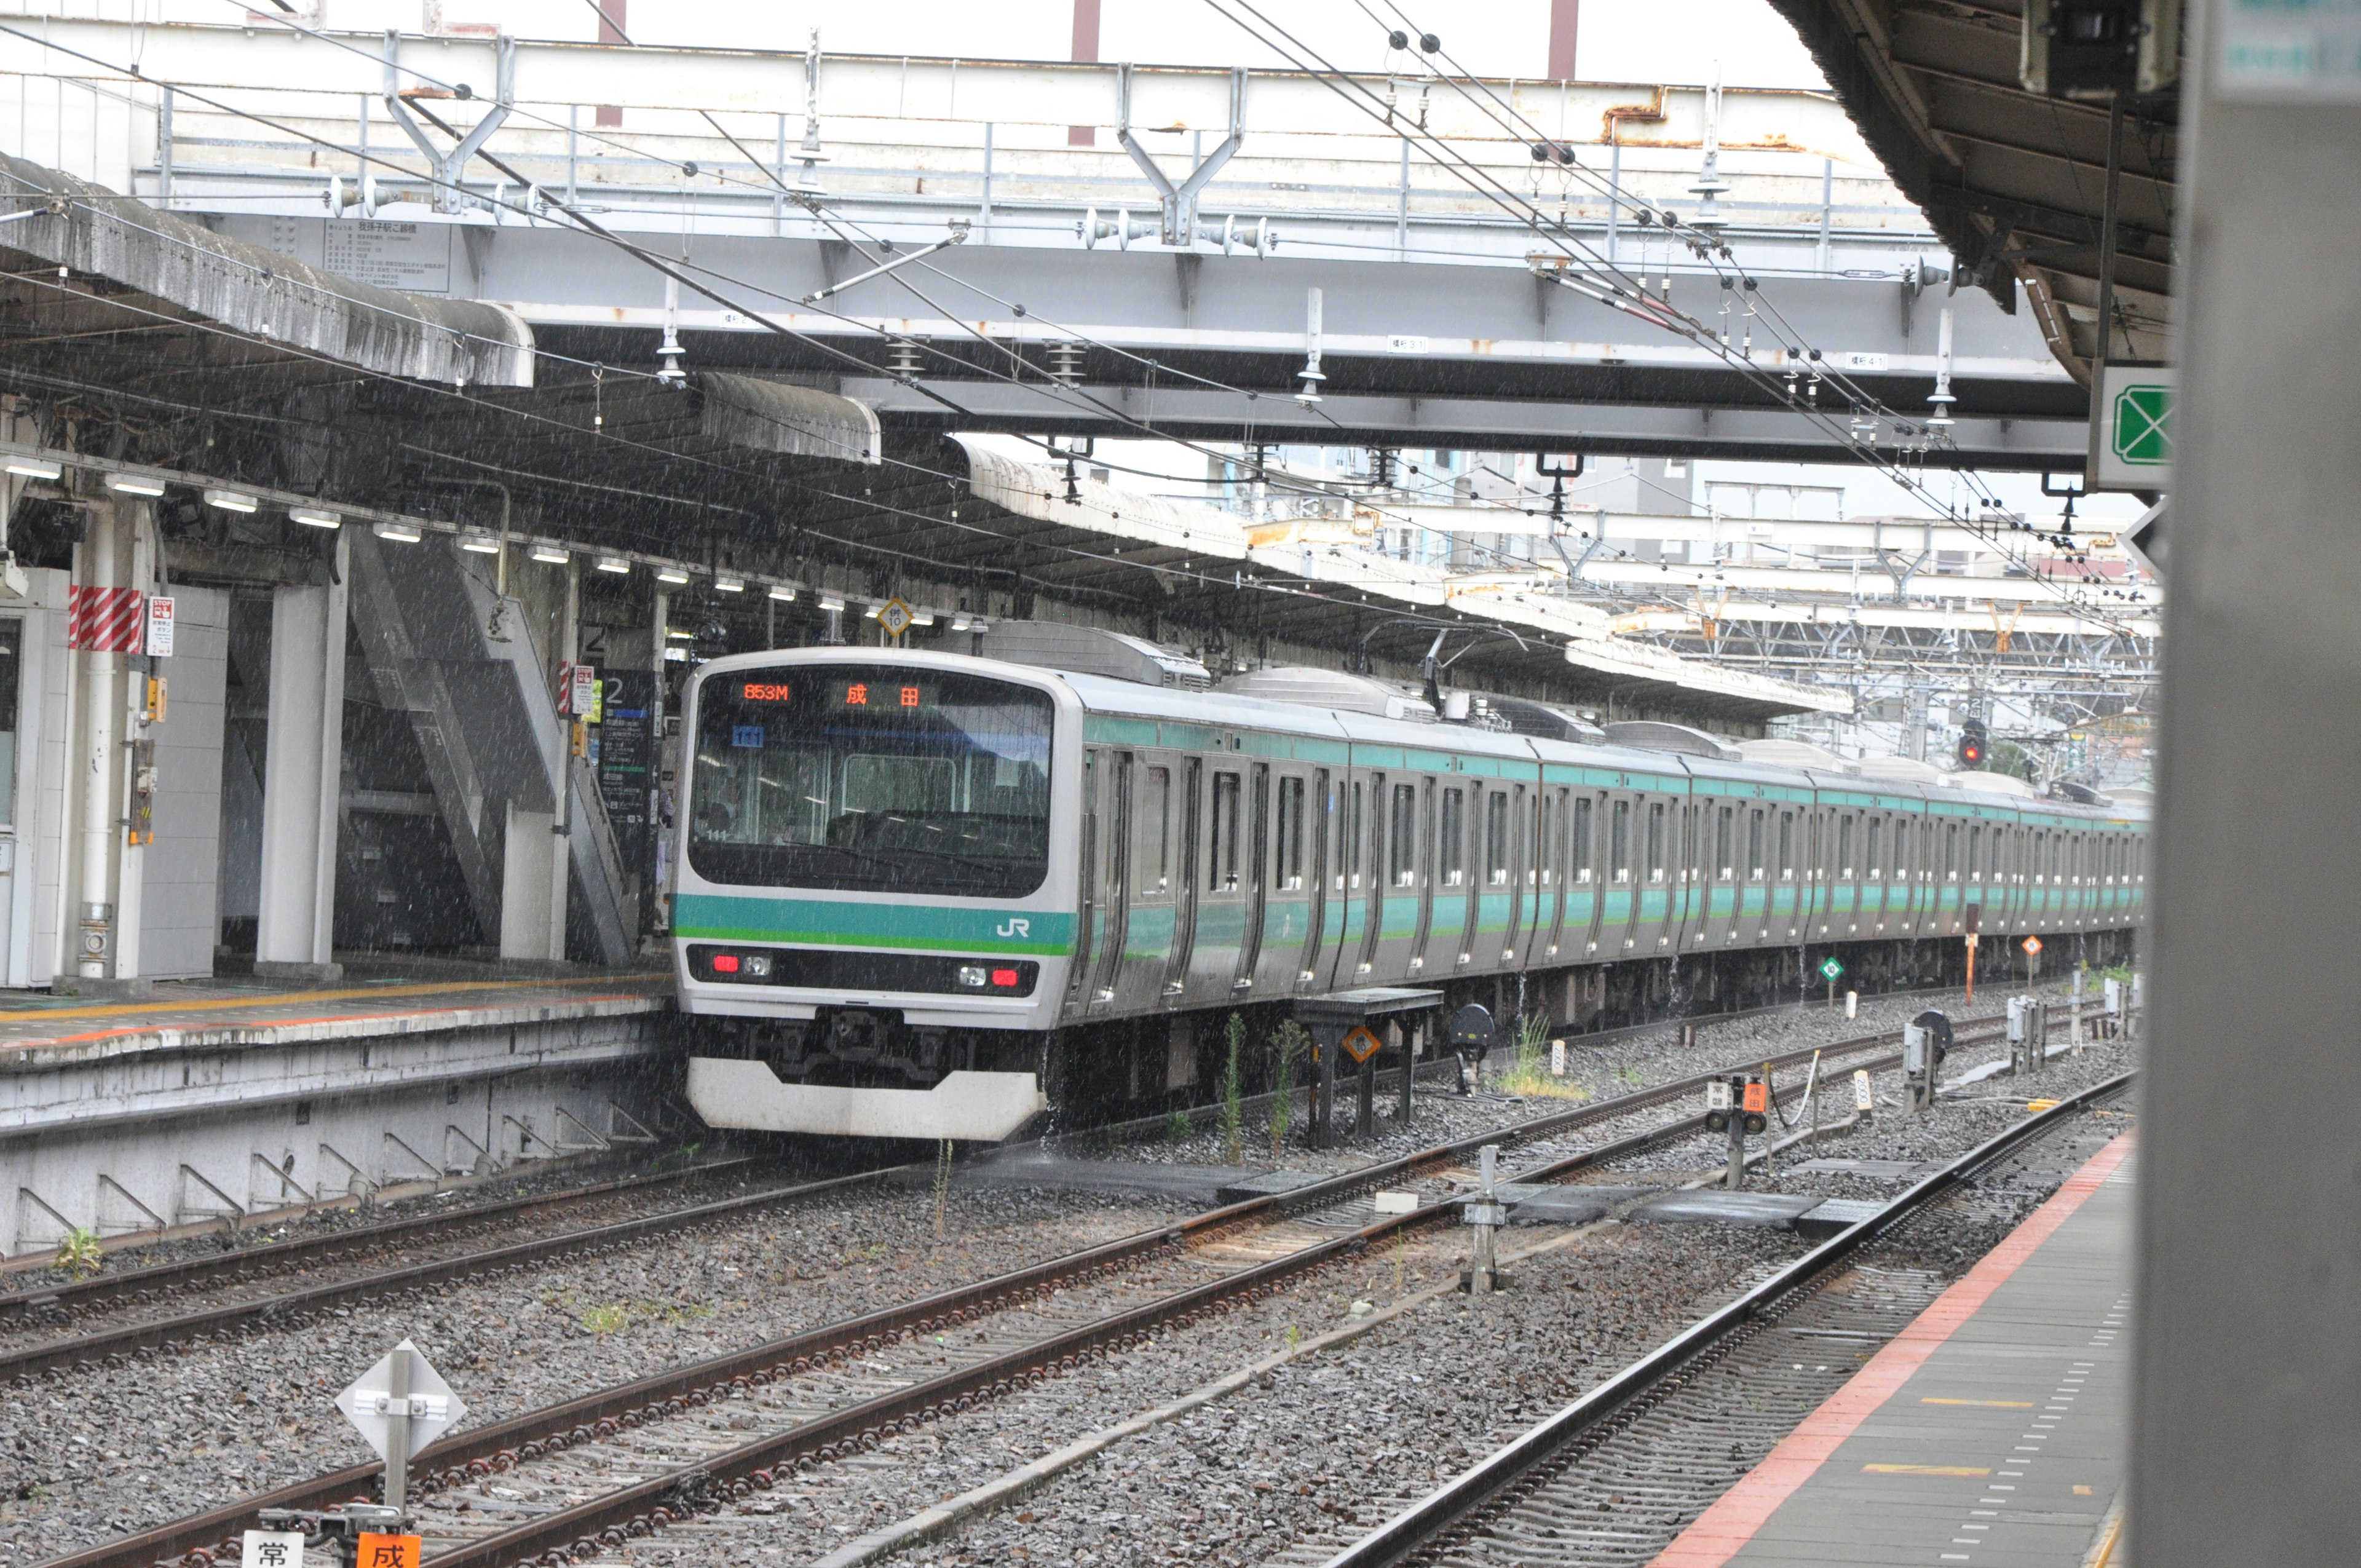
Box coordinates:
[242,1530,306,1567]
[1852,1068,1874,1112]
[143,595,175,657]
[323,221,453,293]
[2218,0,2361,101]
[568,662,598,718]
[336,1340,465,1462]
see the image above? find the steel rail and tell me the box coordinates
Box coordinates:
[0,1160,917,1384]
[0,1157,759,1322]
[417,1037,1966,1568]
[39,1013,2003,1568]
[1314,1069,2139,1568]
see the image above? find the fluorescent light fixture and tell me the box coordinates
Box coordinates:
[4,457,60,481]
[663,645,689,662]
[458,529,502,554]
[596,555,631,574]
[863,603,881,619]
[666,627,695,640]
[910,610,935,627]
[655,566,690,585]
[371,519,423,544]
[290,507,341,529]
[951,613,971,631]
[767,584,797,602]
[204,488,259,513]
[713,577,745,593]
[107,473,167,497]
[529,544,569,564]
[817,593,845,612]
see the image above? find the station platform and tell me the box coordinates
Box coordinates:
[0,967,670,1064]
[0,965,677,1260]
[1654,1133,2135,1568]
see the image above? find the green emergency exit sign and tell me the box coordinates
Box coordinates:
[2090,364,2177,491]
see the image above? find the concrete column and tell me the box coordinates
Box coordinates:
[2134,5,2361,1562]
[73,501,118,983]
[253,536,349,983]
[547,553,580,962]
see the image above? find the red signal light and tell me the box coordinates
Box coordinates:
[990,967,1021,988]
[712,954,740,973]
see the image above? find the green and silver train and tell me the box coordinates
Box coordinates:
[672,646,2146,1142]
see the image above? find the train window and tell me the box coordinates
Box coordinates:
[1944,823,1958,882]
[1141,766,1171,893]
[1894,820,1911,881]
[1747,808,1764,879]
[1715,805,1733,878]
[1646,802,1666,882]
[1574,797,1594,882]
[1488,793,1513,885]
[1276,777,1305,891]
[1968,823,1983,879]
[1538,794,1558,887]
[1837,815,1854,877]
[1342,781,1363,892]
[1777,812,1794,879]
[1210,773,1242,892]
[1611,800,1631,882]
[1866,817,1882,878]
[1440,790,1466,886]
[1390,783,1418,887]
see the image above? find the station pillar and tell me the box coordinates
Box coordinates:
[2135,4,2361,1561]
[253,538,349,984]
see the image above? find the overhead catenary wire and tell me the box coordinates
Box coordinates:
[6,17,2130,639]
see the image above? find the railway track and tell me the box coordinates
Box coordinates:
[1313,1070,2138,1568]
[42,1010,2004,1568]
[0,1158,760,1324]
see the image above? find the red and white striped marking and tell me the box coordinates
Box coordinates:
[68,585,144,652]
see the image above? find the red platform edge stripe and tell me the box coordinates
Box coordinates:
[1647,1128,2137,1568]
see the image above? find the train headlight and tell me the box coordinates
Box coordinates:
[958,965,988,988]
[742,953,773,979]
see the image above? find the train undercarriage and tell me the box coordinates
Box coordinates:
[680,925,2139,1138]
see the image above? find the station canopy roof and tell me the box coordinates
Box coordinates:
[0,155,1836,726]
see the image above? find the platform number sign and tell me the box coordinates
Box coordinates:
[2091,364,2176,491]
[1818,957,1844,983]
[877,598,914,638]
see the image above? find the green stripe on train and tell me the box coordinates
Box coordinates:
[673,893,1077,954]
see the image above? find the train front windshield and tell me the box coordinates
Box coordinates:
[689,665,1054,898]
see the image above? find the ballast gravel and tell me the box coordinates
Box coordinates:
[0,1186,1181,1561]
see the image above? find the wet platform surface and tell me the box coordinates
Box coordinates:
[0,967,671,1062]
[1654,1134,2135,1568]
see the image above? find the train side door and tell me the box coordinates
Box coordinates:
[1351,771,1388,982]
[1571,791,1606,959]
[1120,756,1177,1011]
[1643,794,1677,954]
[1067,750,1101,1010]
[1087,750,1133,1008]
[1293,768,1331,989]
[1538,786,1570,963]
[1319,770,1365,990]
[1491,783,1527,967]
[1161,757,1201,998]
[1604,792,1638,954]
[1233,763,1271,994]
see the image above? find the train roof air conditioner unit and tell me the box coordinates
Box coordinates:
[976,621,1212,689]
